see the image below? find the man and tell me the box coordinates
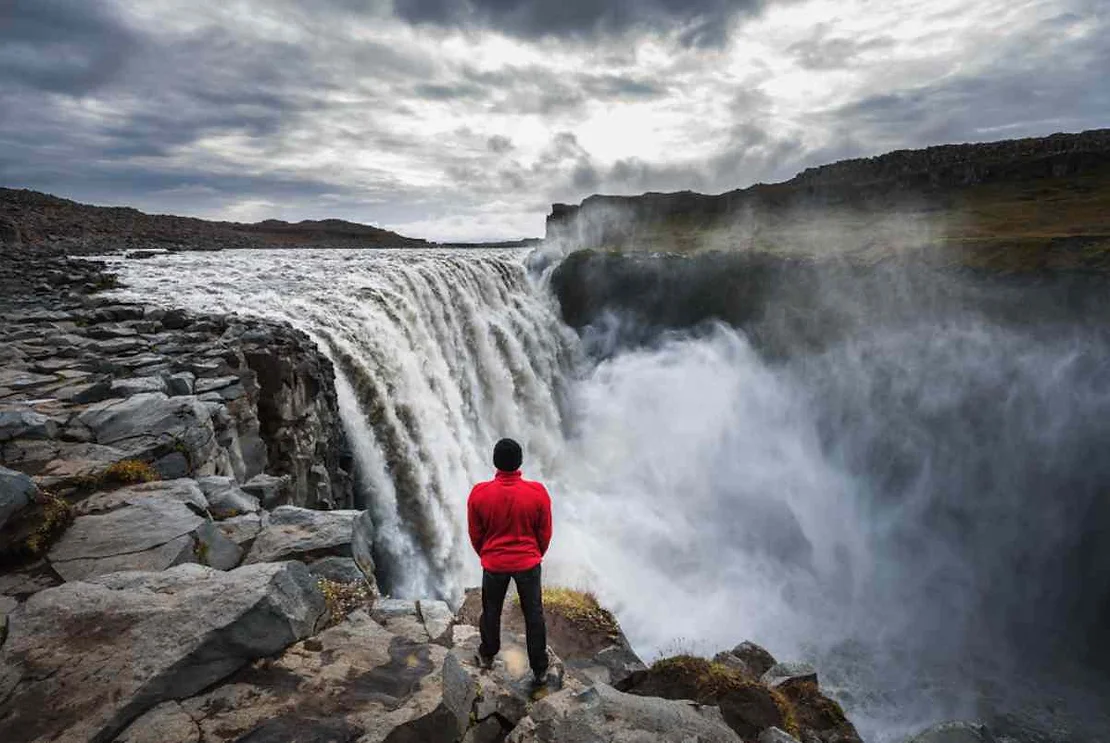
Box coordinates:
[467,437,553,684]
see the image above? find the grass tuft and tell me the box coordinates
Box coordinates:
[101,459,160,486]
[516,586,620,636]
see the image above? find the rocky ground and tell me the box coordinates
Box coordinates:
[0,243,984,743]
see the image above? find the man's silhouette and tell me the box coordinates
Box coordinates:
[467,438,552,683]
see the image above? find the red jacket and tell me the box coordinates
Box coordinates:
[467,470,552,573]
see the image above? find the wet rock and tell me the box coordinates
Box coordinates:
[195,475,259,519]
[353,508,376,579]
[47,495,204,581]
[0,561,325,743]
[905,721,996,743]
[510,683,741,743]
[0,466,36,533]
[244,505,359,564]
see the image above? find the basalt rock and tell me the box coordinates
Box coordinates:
[0,562,324,743]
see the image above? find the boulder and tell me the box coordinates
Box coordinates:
[456,586,645,688]
[717,640,778,679]
[240,472,290,508]
[373,598,431,643]
[628,655,796,741]
[0,409,58,441]
[114,610,449,743]
[213,513,262,547]
[761,661,818,690]
[108,376,167,397]
[195,475,259,519]
[0,465,36,533]
[75,393,235,479]
[905,721,996,743]
[308,556,365,584]
[418,599,455,645]
[0,562,324,743]
[443,629,568,738]
[760,726,803,743]
[47,496,204,581]
[72,479,208,517]
[509,683,742,743]
[165,371,195,397]
[193,522,243,571]
[244,505,359,564]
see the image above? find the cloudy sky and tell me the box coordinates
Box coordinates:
[1,0,1106,241]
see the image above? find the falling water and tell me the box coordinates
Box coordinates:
[108,248,1110,742]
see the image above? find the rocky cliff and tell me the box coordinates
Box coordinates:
[0,188,431,254]
[545,129,1110,272]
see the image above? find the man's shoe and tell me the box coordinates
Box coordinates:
[531,668,549,686]
[476,653,495,670]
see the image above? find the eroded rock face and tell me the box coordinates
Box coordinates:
[0,561,324,743]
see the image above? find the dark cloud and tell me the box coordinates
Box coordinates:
[488,135,514,153]
[392,0,768,46]
[0,0,140,94]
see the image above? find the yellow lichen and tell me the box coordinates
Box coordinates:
[101,459,160,486]
[317,578,374,627]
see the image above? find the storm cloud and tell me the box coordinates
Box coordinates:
[0,0,1106,241]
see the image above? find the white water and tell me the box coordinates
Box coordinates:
[108,248,1110,742]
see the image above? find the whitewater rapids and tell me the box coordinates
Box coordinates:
[108,248,1110,743]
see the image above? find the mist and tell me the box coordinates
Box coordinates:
[108,246,1110,742]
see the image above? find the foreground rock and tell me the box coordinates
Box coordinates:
[115,610,449,743]
[509,683,742,742]
[0,561,324,743]
[456,586,646,688]
[625,650,861,743]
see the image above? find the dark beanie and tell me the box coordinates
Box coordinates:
[493,438,523,472]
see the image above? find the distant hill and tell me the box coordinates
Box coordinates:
[0,188,432,253]
[545,129,1110,272]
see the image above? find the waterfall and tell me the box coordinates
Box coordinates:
[110,247,1110,743]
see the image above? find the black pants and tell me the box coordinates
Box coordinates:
[479,563,547,675]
